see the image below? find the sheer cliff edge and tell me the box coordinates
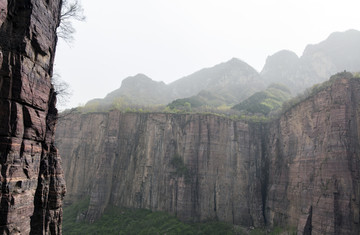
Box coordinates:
[57,75,360,234]
[0,1,65,234]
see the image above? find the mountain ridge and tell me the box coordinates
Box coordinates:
[80,29,360,112]
[261,29,360,93]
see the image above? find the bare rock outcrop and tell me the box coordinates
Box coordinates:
[57,112,267,226]
[57,75,360,234]
[0,0,65,234]
[266,75,360,234]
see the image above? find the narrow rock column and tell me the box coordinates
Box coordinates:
[0,0,65,234]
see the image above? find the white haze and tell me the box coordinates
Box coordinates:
[54,0,360,110]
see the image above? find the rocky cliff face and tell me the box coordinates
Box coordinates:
[266,75,360,234]
[56,75,360,234]
[0,0,65,234]
[57,112,267,226]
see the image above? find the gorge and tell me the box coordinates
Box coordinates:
[57,73,360,234]
[1,0,359,234]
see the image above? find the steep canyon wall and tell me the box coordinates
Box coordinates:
[0,0,65,234]
[57,76,360,234]
[266,75,360,234]
[57,112,267,226]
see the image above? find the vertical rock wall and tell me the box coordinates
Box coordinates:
[0,0,65,234]
[57,76,360,234]
[266,76,360,234]
[57,113,267,226]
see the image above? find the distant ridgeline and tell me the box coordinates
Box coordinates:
[69,29,360,117]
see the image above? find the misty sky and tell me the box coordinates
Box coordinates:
[54,0,360,110]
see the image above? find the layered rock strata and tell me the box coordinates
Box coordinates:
[58,112,267,226]
[266,74,360,234]
[0,0,65,234]
[57,76,360,234]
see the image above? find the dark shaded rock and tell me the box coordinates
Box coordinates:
[0,0,65,234]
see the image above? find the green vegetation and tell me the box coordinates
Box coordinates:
[63,197,90,234]
[62,72,359,126]
[63,198,298,234]
[63,198,234,235]
[167,90,228,110]
[170,154,192,183]
[281,71,354,113]
[232,83,292,116]
[247,226,296,235]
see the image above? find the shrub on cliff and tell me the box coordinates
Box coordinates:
[170,154,192,183]
[281,71,354,113]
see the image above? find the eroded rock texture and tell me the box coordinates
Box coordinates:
[57,112,267,226]
[266,75,360,234]
[0,0,65,234]
[57,75,360,234]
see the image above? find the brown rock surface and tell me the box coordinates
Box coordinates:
[57,75,360,234]
[57,112,267,226]
[0,0,65,234]
[266,75,360,234]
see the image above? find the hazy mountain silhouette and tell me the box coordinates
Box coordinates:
[103,73,170,105]
[262,29,360,94]
[82,29,360,110]
[168,58,264,104]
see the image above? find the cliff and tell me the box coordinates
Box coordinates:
[0,0,65,234]
[266,74,360,234]
[56,75,360,234]
[57,112,267,226]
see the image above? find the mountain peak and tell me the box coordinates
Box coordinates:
[303,29,360,57]
[225,57,248,67]
[326,29,360,41]
[123,73,151,82]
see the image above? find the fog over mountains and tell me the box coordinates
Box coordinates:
[84,29,360,110]
[261,29,360,93]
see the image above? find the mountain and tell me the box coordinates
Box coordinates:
[56,74,360,234]
[103,73,170,105]
[260,50,306,92]
[168,58,265,104]
[232,83,292,115]
[261,29,360,94]
[302,29,360,76]
[83,58,265,110]
[79,30,360,111]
